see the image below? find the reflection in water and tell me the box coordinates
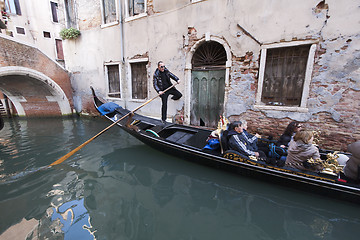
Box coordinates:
[0,118,360,240]
[51,198,95,239]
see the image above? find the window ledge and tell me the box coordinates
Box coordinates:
[254,105,308,112]
[101,20,119,29]
[124,13,147,22]
[129,99,147,103]
[107,97,123,100]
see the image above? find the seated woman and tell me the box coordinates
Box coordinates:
[277,121,302,148]
[227,121,267,160]
[285,130,323,172]
[343,141,360,182]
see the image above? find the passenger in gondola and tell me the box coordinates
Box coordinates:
[277,121,302,148]
[342,141,360,183]
[202,129,221,153]
[227,121,267,160]
[240,120,261,151]
[285,130,323,172]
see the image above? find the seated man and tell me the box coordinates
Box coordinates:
[227,121,267,160]
[240,120,261,151]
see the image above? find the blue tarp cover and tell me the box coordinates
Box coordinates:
[97,102,121,115]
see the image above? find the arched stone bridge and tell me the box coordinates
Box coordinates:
[0,35,73,117]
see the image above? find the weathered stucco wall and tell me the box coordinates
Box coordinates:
[63,0,123,114]
[65,0,359,150]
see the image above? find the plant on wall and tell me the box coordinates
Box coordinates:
[1,9,9,19]
[60,27,80,40]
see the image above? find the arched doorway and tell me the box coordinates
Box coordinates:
[190,41,227,127]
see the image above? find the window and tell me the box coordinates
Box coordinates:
[64,0,77,28]
[126,0,146,18]
[256,41,317,111]
[101,0,117,24]
[130,61,147,99]
[43,31,51,38]
[106,64,121,98]
[16,27,25,34]
[55,39,64,60]
[50,1,58,23]
[5,0,21,15]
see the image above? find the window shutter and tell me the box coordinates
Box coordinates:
[14,0,21,15]
[51,2,58,23]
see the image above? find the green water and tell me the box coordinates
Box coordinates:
[0,117,359,240]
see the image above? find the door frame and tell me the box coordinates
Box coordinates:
[184,35,232,125]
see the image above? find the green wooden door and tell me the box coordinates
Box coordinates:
[191,70,225,127]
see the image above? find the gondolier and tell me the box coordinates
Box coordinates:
[153,61,182,122]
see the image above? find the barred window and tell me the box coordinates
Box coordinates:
[261,45,311,106]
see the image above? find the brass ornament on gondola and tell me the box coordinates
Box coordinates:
[307,151,344,175]
[312,130,322,146]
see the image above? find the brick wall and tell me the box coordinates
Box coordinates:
[0,36,73,116]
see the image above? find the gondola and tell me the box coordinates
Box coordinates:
[91,88,360,204]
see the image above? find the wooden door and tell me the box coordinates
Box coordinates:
[191,70,225,127]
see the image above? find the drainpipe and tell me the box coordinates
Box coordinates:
[119,0,126,108]
[119,0,125,63]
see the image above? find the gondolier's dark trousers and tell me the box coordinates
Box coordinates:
[160,87,182,121]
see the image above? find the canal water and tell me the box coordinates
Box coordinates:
[0,117,360,240]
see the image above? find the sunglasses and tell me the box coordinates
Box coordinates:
[160,66,165,68]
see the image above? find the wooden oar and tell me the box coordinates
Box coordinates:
[49,83,179,167]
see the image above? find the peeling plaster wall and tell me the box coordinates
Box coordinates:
[66,0,360,150]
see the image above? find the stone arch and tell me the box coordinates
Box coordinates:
[0,66,72,116]
[184,35,232,125]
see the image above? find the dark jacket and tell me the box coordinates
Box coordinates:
[153,68,179,93]
[277,133,293,147]
[227,130,257,157]
[243,130,258,151]
[343,141,360,181]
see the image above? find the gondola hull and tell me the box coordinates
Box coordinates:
[91,88,360,204]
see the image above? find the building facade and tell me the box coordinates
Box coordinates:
[1,0,67,63]
[61,0,359,150]
[1,0,359,150]
[0,0,73,117]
